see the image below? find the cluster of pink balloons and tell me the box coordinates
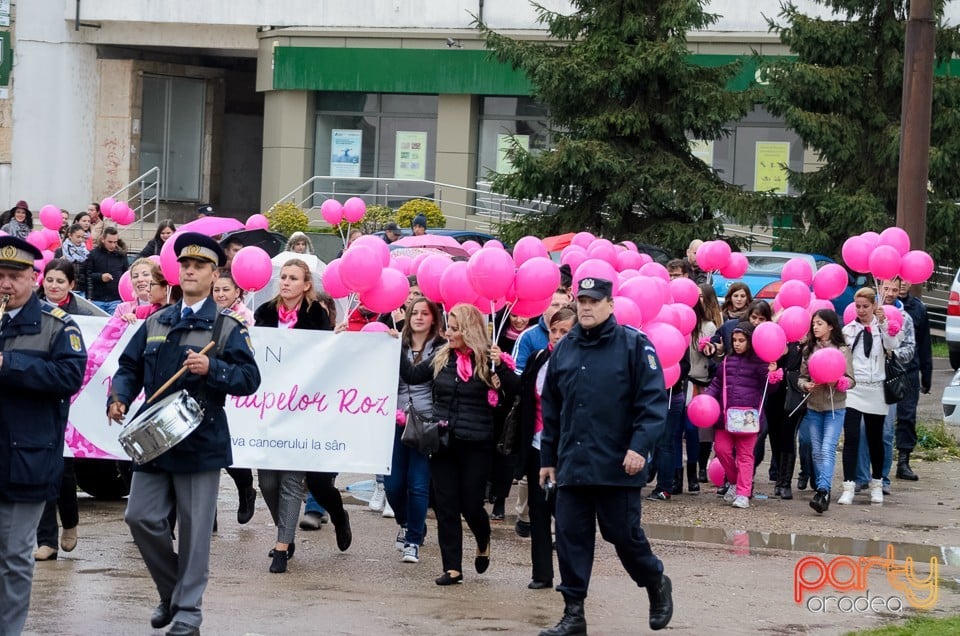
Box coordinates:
[99,197,135,226]
[697,240,748,279]
[322,235,410,314]
[320,197,367,226]
[841,227,934,284]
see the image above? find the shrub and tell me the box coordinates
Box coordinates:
[335,204,395,234]
[265,201,309,236]
[396,199,446,230]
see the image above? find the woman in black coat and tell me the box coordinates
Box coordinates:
[137,219,176,258]
[400,303,520,586]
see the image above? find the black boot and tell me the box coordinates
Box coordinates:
[686,463,700,493]
[539,598,587,636]
[670,468,683,495]
[777,452,795,500]
[697,442,712,482]
[648,574,674,630]
[809,488,829,514]
[896,450,919,481]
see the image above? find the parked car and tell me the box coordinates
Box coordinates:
[942,369,960,426]
[712,251,865,313]
[945,266,960,369]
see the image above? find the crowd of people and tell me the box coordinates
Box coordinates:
[0,216,936,635]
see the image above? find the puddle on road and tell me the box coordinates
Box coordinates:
[644,523,960,566]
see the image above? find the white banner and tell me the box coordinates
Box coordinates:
[69,317,399,474]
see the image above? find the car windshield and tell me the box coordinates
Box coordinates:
[745,255,800,275]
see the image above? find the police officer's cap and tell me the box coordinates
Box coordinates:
[174,232,226,267]
[0,235,42,271]
[577,277,613,300]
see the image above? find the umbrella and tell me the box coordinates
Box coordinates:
[219,229,288,258]
[542,233,575,252]
[393,235,462,250]
[389,245,468,260]
[178,216,245,236]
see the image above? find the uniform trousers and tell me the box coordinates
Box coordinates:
[36,458,79,549]
[124,470,220,629]
[524,447,554,583]
[555,485,663,601]
[0,500,45,636]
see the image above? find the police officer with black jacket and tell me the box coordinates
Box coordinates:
[539,277,673,635]
[108,233,260,636]
[0,236,87,635]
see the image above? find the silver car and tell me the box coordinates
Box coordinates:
[947,267,960,370]
[942,369,960,426]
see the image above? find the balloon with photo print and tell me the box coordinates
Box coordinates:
[900,250,934,284]
[467,247,515,300]
[781,257,813,285]
[320,199,344,226]
[320,258,350,298]
[670,276,700,308]
[878,227,910,256]
[812,263,848,300]
[343,197,367,223]
[778,279,811,309]
[231,246,273,292]
[512,235,548,267]
[868,245,902,281]
[688,394,721,429]
[752,321,787,363]
[841,236,872,273]
[360,267,410,314]
[777,306,810,342]
[612,296,641,328]
[245,214,269,231]
[39,205,62,231]
[515,257,560,302]
[340,244,383,292]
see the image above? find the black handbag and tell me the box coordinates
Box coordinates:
[883,352,908,405]
[496,397,521,456]
[401,401,447,457]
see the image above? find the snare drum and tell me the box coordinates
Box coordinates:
[118,390,204,464]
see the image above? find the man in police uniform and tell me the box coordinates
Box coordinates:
[108,232,260,636]
[0,236,87,635]
[539,277,673,635]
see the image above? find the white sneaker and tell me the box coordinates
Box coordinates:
[723,487,738,503]
[382,499,395,518]
[732,495,750,509]
[395,526,406,551]
[402,543,420,563]
[368,483,386,512]
[869,479,883,504]
[837,481,855,505]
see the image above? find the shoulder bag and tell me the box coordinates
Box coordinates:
[723,357,762,434]
[882,344,908,405]
[401,399,448,457]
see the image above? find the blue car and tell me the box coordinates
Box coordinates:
[712,251,865,314]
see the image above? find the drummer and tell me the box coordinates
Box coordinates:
[0,236,87,635]
[108,232,260,636]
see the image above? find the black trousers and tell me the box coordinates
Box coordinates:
[842,409,885,481]
[524,447,554,583]
[895,373,921,451]
[226,467,253,490]
[304,472,346,526]
[37,458,79,549]
[430,438,492,574]
[555,485,663,600]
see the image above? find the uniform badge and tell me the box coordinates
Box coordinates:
[581,278,595,289]
[647,354,658,370]
[185,244,204,256]
[69,333,83,352]
[0,245,17,259]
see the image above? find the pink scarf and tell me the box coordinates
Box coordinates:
[277,302,299,328]
[455,349,474,382]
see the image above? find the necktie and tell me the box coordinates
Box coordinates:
[181,307,193,321]
[0,315,9,332]
[862,325,873,358]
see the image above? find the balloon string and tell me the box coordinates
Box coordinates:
[490,300,496,373]
[787,393,810,418]
[494,301,515,345]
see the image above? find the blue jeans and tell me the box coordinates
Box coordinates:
[304,494,326,516]
[797,412,815,484]
[93,299,121,315]
[802,408,845,492]
[675,410,700,471]
[856,405,894,486]
[652,392,685,491]
[383,426,430,545]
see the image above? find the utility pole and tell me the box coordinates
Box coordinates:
[895,0,936,254]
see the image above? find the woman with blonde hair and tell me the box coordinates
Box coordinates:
[399,303,520,585]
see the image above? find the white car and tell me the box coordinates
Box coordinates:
[946,267,960,369]
[942,370,960,426]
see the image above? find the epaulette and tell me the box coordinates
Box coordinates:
[42,305,71,323]
[220,308,246,323]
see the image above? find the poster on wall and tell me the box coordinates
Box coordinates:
[690,140,714,167]
[394,131,427,180]
[496,133,530,174]
[754,141,791,194]
[0,1,9,27]
[330,129,362,177]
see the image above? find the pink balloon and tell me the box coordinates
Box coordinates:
[467,248,516,300]
[651,303,679,328]
[621,240,639,253]
[340,244,383,292]
[861,231,880,248]
[512,236,548,266]
[159,232,182,285]
[473,294,508,315]
[638,253,654,266]
[671,303,697,335]
[778,279,811,309]
[360,322,390,333]
[118,271,134,303]
[39,204,62,231]
[573,259,619,296]
[808,347,847,384]
[638,262,670,283]
[710,241,732,268]
[612,296,641,328]
[462,240,482,256]
[843,302,856,325]
[878,227,910,256]
[178,216,244,236]
[360,267,410,314]
[232,246,273,292]
[669,277,700,307]
[616,250,644,272]
[643,322,685,367]
[688,394,721,429]
[343,197,367,223]
[512,295,552,319]
[321,199,344,225]
[900,250,934,284]
[515,257,561,302]
[868,245,902,280]
[619,276,666,326]
[416,254,451,303]
[485,240,505,250]
[390,254,414,275]
[570,232,596,249]
[882,305,903,333]
[411,252,430,275]
[708,457,725,487]
[781,258,813,285]
[351,235,391,267]
[245,214,269,230]
[147,255,161,266]
[808,298,834,314]
[587,239,618,267]
[26,231,47,251]
[662,363,682,388]
[440,261,479,308]
[719,252,749,279]
[115,203,136,226]
[99,197,116,218]
[812,263,848,300]
[777,306,811,342]
[40,228,61,249]
[842,236,872,273]
[320,259,351,298]
[560,245,589,273]
[752,321,787,363]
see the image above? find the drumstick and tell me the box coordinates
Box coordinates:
[146,341,216,404]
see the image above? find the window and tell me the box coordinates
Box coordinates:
[477,96,551,181]
[140,76,206,201]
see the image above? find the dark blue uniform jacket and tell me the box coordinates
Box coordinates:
[111,297,260,473]
[0,294,87,501]
[541,316,668,488]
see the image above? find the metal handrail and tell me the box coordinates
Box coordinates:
[110,166,161,239]
[271,176,553,231]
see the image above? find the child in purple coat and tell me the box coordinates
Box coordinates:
[704,322,781,509]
